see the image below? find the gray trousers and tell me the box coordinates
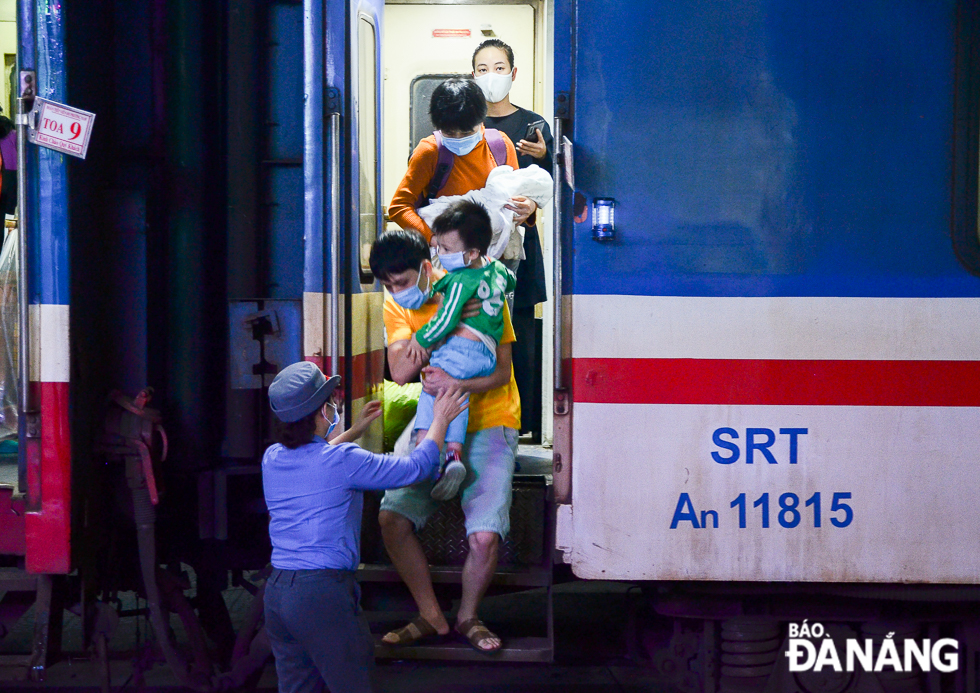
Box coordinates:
[264,568,375,693]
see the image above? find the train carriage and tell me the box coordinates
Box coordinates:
[1,0,979,690]
[552,0,980,585]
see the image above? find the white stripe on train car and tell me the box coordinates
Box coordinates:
[572,295,980,360]
[29,304,69,383]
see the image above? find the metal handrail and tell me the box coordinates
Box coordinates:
[328,111,341,377]
[16,96,28,415]
[551,117,563,391]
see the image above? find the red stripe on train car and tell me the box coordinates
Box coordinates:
[304,349,386,401]
[571,358,980,407]
[25,381,71,574]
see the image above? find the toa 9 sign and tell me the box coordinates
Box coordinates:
[28,97,96,160]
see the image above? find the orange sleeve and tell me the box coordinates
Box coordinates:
[389,138,438,242]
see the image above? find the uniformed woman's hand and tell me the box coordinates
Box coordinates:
[353,400,382,429]
[327,399,382,445]
[432,386,468,425]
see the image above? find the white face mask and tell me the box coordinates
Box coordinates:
[474,72,513,104]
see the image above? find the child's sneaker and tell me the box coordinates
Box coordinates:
[430,450,465,501]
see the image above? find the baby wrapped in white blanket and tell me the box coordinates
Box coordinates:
[419,164,553,261]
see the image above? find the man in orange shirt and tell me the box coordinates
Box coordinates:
[388,77,537,241]
[369,229,521,653]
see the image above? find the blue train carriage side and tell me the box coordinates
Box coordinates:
[303,0,386,450]
[551,0,980,685]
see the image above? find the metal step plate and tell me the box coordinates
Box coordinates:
[374,635,553,662]
[361,476,549,568]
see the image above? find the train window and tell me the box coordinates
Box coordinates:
[357,15,379,283]
[408,74,458,161]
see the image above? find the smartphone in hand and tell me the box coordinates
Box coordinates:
[524,119,546,142]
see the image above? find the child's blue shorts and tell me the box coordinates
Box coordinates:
[414,336,496,444]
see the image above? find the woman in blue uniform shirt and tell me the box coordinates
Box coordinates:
[261,361,466,693]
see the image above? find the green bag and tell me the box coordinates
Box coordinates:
[383,380,422,452]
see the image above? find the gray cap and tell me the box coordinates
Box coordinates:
[268,361,341,423]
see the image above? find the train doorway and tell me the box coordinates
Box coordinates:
[382,0,556,445]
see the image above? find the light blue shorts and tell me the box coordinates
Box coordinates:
[415,336,496,444]
[379,426,518,538]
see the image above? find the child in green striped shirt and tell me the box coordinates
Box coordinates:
[405,200,516,500]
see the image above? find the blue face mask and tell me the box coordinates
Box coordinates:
[439,250,470,272]
[441,129,483,157]
[326,403,340,439]
[390,263,431,310]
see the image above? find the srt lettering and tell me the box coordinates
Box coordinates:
[712,427,808,464]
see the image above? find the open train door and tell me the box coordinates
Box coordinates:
[16,2,71,578]
[304,0,385,447]
[0,0,76,680]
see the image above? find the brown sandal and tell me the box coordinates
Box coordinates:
[455,618,501,653]
[381,616,440,646]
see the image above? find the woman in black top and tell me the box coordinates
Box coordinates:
[473,39,551,437]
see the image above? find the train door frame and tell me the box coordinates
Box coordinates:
[382,0,556,444]
[17,0,71,575]
[348,0,386,450]
[304,0,386,448]
[362,3,559,663]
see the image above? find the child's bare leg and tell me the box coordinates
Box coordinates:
[446,442,463,457]
[415,429,428,447]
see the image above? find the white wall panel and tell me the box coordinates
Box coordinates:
[572,295,980,360]
[382,4,536,215]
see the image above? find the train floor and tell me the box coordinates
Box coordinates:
[0,578,675,692]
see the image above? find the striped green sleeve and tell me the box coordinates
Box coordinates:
[415,275,471,349]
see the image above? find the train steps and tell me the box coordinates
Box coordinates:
[359,444,555,662]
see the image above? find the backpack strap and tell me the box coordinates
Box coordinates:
[418,128,507,209]
[425,131,456,201]
[484,128,507,167]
